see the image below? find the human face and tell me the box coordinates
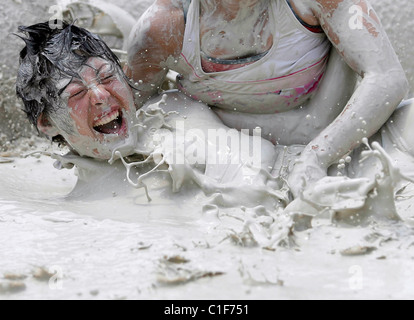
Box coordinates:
[54,57,136,159]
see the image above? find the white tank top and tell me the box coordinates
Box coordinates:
[172,0,332,114]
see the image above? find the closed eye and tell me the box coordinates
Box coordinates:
[70,89,86,99]
[101,75,115,84]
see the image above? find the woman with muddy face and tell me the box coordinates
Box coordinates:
[16,22,137,160]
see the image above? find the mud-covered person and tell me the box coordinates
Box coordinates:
[15,22,273,174]
[126,0,409,197]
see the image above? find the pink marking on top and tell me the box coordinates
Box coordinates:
[200,58,253,73]
[181,54,328,84]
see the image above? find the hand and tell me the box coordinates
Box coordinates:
[288,150,328,199]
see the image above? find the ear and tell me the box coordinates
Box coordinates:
[37,113,60,138]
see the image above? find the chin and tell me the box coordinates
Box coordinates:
[91,140,127,160]
[66,135,124,161]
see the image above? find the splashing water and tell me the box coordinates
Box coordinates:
[1,97,414,300]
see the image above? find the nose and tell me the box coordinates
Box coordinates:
[89,84,111,107]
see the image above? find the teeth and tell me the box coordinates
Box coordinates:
[94,110,119,127]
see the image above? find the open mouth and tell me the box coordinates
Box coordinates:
[93,110,125,135]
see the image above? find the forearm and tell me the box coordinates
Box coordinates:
[126,0,184,106]
[304,70,408,168]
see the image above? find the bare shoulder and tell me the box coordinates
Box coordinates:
[132,0,185,40]
[304,0,378,20]
[303,0,385,42]
[128,0,185,63]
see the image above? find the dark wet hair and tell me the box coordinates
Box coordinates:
[16,21,125,128]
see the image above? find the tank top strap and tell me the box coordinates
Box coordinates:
[181,0,192,24]
[179,0,200,75]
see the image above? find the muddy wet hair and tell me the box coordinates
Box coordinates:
[16,21,126,129]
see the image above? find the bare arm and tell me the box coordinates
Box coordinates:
[126,0,185,106]
[288,0,408,197]
[305,0,408,165]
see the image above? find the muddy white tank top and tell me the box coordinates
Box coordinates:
[173,0,332,114]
